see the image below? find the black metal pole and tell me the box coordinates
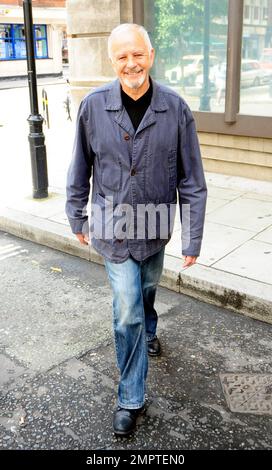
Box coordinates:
[199,0,211,111]
[23,0,48,198]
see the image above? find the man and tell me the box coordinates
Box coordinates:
[66,23,207,437]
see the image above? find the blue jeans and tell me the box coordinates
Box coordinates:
[104,248,165,409]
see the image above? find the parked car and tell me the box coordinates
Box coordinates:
[165,54,219,86]
[195,59,272,91]
[241,59,272,86]
[259,48,272,70]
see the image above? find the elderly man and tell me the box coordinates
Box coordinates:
[66,23,207,437]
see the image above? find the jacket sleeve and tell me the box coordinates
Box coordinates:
[65,99,94,234]
[177,101,207,256]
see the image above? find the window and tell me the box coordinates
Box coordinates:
[240,0,272,116]
[263,7,268,19]
[145,0,229,112]
[0,24,48,60]
[0,24,13,60]
[244,5,250,19]
[34,25,48,58]
[254,6,259,20]
[141,0,272,137]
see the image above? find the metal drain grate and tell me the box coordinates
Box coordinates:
[220,373,272,416]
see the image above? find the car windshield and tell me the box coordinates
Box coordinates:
[182,58,197,66]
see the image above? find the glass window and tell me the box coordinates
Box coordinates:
[14,25,26,59]
[0,23,48,60]
[144,0,229,112]
[254,6,259,20]
[0,24,13,60]
[240,0,272,116]
[245,5,250,19]
[34,25,48,58]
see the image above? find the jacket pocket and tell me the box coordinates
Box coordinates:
[91,193,114,241]
[145,149,177,202]
[101,157,122,191]
[91,193,128,242]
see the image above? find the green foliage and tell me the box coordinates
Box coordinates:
[153,0,228,58]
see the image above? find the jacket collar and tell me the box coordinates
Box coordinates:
[105,77,169,112]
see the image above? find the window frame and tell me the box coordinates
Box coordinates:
[136,0,272,139]
[0,23,48,61]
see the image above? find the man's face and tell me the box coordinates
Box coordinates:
[110,30,154,91]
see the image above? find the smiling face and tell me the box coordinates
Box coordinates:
[109,29,154,97]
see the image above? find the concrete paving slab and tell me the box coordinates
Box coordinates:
[254,225,272,245]
[205,197,231,215]
[207,186,244,200]
[206,172,272,195]
[167,222,255,267]
[213,239,272,285]
[48,211,70,225]
[243,192,272,203]
[200,222,255,266]
[206,197,272,232]
[3,193,65,219]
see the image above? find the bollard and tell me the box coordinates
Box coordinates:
[42,88,50,129]
[63,95,72,120]
[23,0,48,199]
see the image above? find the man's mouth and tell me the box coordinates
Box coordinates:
[124,69,143,76]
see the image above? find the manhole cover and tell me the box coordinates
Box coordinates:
[220,373,272,416]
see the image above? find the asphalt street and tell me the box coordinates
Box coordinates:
[1,231,272,451]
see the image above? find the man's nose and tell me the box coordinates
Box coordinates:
[126,55,137,68]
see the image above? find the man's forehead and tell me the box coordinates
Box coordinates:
[110,31,148,51]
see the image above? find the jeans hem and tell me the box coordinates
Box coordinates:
[118,401,145,410]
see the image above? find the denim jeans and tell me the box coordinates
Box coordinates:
[104,247,165,409]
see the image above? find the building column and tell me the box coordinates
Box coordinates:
[66,0,135,111]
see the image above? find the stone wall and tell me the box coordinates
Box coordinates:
[200,133,272,181]
[67,0,133,111]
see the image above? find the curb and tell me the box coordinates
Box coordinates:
[1,207,272,325]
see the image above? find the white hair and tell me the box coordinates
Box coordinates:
[108,23,153,60]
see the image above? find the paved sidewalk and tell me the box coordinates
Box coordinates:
[0,171,271,324]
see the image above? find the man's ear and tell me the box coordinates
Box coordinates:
[150,48,155,67]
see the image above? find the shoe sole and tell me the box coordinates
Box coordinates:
[148,351,162,357]
[114,428,135,437]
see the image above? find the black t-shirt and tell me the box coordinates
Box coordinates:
[121,80,153,131]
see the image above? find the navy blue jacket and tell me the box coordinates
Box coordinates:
[66,78,207,262]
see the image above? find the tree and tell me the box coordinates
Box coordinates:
[152,0,228,63]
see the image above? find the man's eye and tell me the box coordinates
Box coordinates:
[118,57,126,61]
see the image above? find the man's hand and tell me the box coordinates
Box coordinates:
[182,256,197,268]
[76,233,89,245]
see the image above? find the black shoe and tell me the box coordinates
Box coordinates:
[113,406,145,437]
[147,336,161,357]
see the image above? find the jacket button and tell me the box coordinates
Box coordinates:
[124,134,130,141]
[130,168,136,176]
